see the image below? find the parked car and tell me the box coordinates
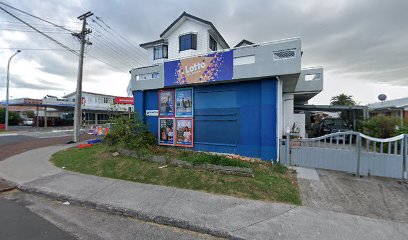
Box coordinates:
[318,118,352,137]
[23,118,33,126]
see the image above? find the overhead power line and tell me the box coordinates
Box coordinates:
[92,16,149,65]
[95,15,145,55]
[0,47,78,51]
[0,5,79,56]
[89,24,146,66]
[0,2,148,73]
[0,1,76,33]
[0,28,72,34]
[87,52,128,73]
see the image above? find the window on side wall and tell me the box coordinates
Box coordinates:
[209,35,217,51]
[153,44,168,60]
[179,33,197,52]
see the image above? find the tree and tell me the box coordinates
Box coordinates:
[330,93,357,106]
[25,111,35,118]
[0,108,21,125]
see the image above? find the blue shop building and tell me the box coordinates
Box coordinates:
[129,12,323,161]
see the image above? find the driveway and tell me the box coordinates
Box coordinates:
[297,168,408,223]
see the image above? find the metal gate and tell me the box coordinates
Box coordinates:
[280,132,408,179]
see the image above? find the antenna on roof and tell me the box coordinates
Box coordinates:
[378,94,387,102]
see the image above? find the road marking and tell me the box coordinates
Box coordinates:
[52,130,73,133]
[38,134,72,139]
[0,133,18,137]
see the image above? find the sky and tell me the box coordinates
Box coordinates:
[0,0,407,105]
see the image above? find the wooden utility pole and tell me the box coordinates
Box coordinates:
[72,11,93,142]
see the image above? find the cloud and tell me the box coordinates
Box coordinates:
[0,74,65,90]
[0,0,406,104]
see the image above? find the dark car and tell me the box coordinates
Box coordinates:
[318,118,352,137]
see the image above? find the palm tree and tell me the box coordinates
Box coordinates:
[330,93,356,106]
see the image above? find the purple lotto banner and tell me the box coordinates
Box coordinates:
[164,50,233,87]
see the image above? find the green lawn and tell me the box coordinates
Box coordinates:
[51,144,301,205]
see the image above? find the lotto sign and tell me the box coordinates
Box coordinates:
[164,50,233,87]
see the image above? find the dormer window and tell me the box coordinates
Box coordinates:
[154,44,168,60]
[179,33,197,52]
[209,35,217,51]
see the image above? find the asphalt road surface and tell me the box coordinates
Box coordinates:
[0,133,94,161]
[1,191,218,240]
[0,196,75,240]
[0,135,37,146]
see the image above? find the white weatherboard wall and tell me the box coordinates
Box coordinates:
[167,18,210,60]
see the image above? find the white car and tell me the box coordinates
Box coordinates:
[23,118,33,126]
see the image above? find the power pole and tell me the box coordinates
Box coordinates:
[72,11,93,142]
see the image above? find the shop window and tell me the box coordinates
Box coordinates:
[154,44,168,60]
[179,33,197,52]
[209,35,217,51]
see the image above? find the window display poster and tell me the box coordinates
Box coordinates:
[158,118,175,145]
[159,90,174,116]
[176,119,193,147]
[175,88,193,117]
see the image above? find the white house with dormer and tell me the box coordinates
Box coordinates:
[139,12,229,65]
[129,12,324,161]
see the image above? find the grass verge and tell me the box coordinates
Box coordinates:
[51,144,301,205]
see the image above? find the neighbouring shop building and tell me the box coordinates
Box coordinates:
[62,91,134,125]
[1,92,134,127]
[129,12,323,161]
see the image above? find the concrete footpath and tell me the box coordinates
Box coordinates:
[0,146,407,240]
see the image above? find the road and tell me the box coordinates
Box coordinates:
[0,196,75,240]
[0,131,93,161]
[0,131,218,240]
[0,191,218,240]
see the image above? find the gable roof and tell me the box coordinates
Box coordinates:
[160,11,229,48]
[234,39,254,48]
[63,91,117,99]
[368,97,408,109]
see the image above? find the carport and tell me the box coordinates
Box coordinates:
[294,104,369,132]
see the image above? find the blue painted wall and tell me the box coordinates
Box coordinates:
[133,77,277,161]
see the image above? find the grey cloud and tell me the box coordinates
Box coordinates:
[0,75,66,90]
[1,0,407,101]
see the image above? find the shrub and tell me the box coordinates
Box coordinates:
[395,119,408,135]
[0,108,21,125]
[361,115,401,138]
[180,151,250,168]
[104,113,155,151]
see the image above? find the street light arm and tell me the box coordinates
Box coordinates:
[7,50,21,67]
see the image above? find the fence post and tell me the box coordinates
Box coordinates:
[356,133,361,177]
[285,135,290,166]
[403,135,407,180]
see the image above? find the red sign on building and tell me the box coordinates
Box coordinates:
[114,97,134,105]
